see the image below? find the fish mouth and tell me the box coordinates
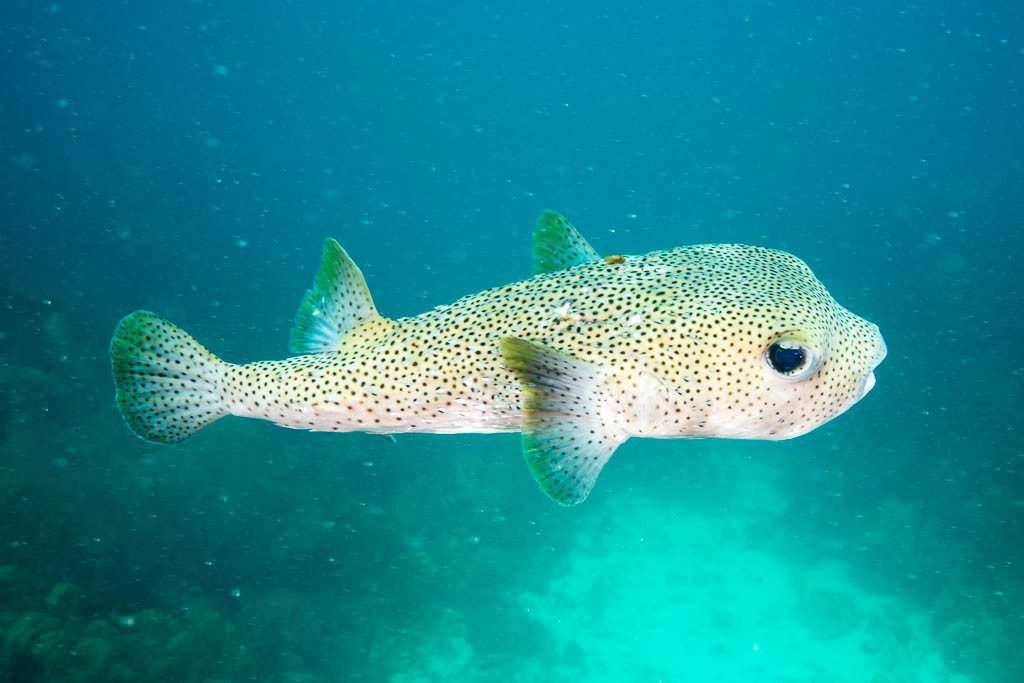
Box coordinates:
[861,371,877,398]
[874,334,888,367]
[861,330,885,398]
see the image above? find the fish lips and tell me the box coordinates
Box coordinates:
[861,371,877,398]
[860,331,887,398]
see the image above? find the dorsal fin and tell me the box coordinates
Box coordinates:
[500,336,628,505]
[289,238,379,354]
[532,210,601,275]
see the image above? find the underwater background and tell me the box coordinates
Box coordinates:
[1,1,1022,681]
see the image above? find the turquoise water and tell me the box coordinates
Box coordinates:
[1,1,1022,681]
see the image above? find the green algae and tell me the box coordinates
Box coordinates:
[0,581,250,682]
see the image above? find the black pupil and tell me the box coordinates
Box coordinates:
[768,343,806,374]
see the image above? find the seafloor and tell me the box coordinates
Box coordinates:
[1,294,1017,682]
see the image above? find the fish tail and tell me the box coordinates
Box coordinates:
[110,310,228,444]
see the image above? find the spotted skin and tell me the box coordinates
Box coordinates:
[111,214,886,504]
[222,243,883,437]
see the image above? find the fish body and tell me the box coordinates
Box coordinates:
[111,211,885,504]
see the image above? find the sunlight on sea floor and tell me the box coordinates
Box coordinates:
[391,482,969,683]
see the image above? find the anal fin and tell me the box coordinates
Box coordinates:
[500,337,626,506]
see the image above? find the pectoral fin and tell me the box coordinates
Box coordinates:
[500,337,627,506]
[290,239,380,354]
[532,210,601,275]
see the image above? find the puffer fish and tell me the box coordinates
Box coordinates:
[110,211,886,505]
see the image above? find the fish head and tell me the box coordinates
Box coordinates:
[683,245,886,439]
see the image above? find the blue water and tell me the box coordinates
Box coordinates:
[1,1,1022,681]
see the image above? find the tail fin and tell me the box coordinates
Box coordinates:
[110,311,228,444]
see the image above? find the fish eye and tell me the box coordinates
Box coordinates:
[765,339,819,380]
